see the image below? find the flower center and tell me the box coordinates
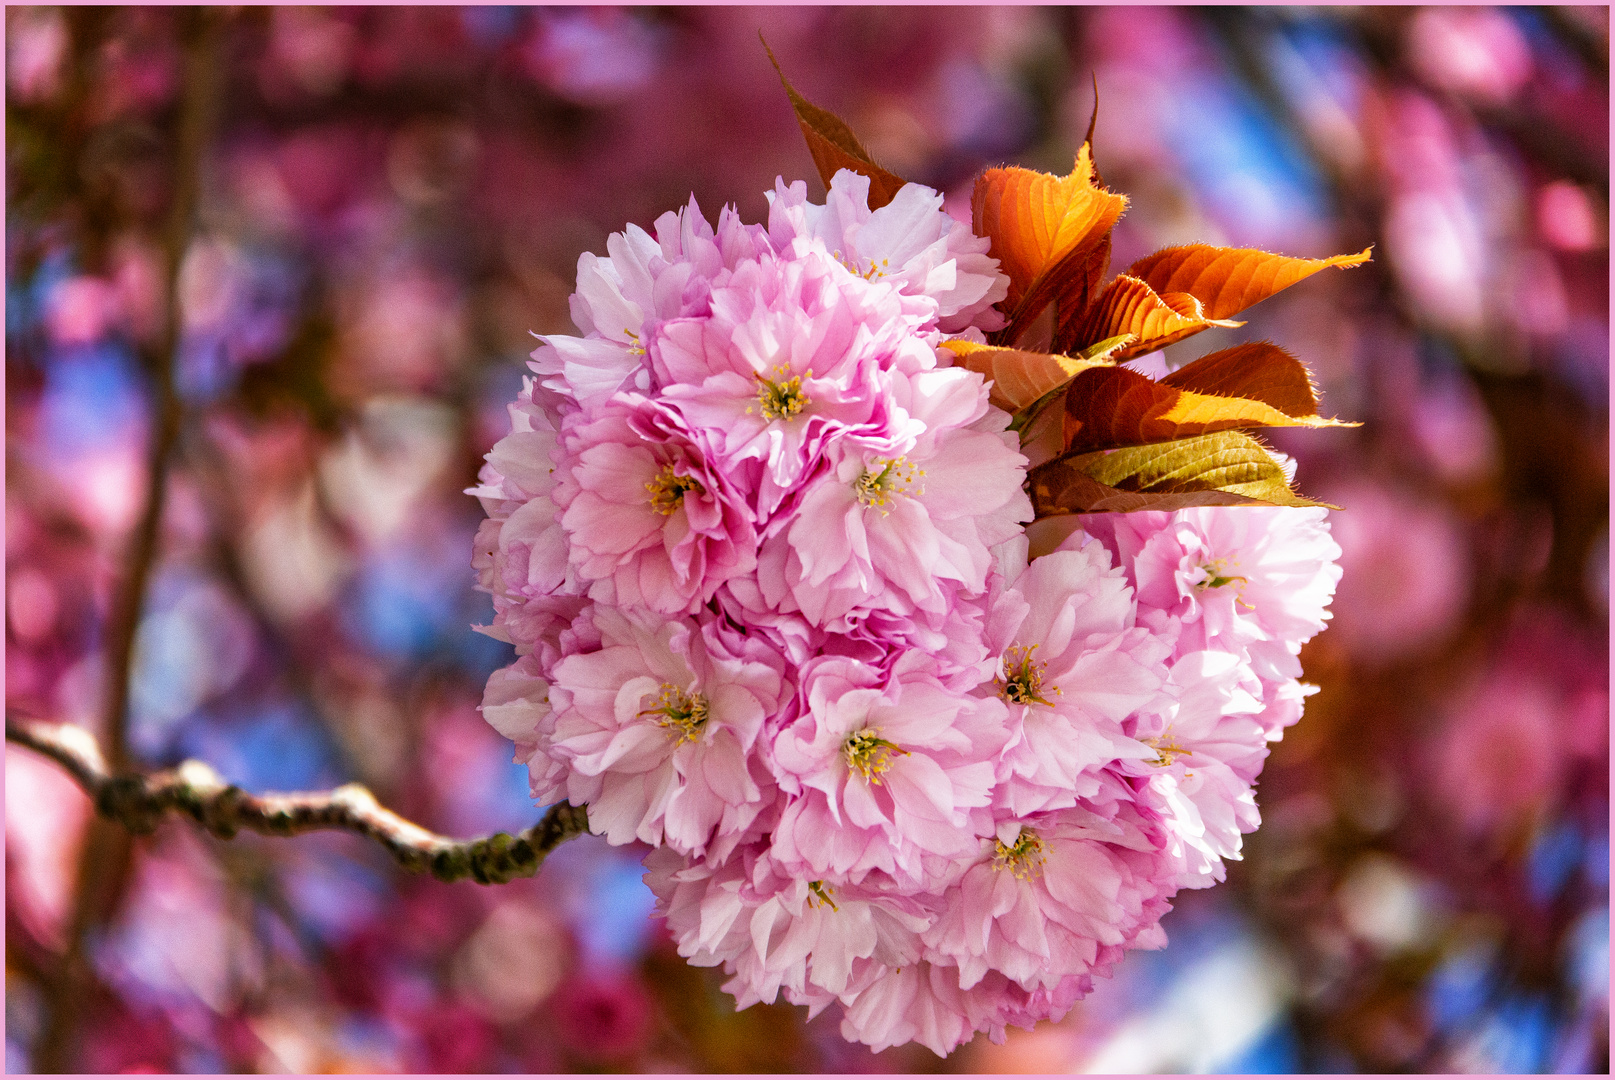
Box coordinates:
[1145,731,1189,768]
[843,728,908,785]
[638,683,709,745]
[755,364,811,422]
[853,456,923,513]
[997,643,1060,707]
[992,830,1046,881]
[833,250,890,280]
[645,464,703,515]
[807,880,839,911]
[1198,558,1252,594]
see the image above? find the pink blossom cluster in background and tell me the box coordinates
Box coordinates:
[469,170,1343,1054]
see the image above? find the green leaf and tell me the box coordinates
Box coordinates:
[1026,430,1337,517]
[1076,333,1134,361]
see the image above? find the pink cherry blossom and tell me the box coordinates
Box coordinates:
[653,245,932,516]
[767,169,1010,334]
[646,844,932,1011]
[772,366,1031,628]
[835,959,979,1056]
[769,656,1007,889]
[1117,648,1270,889]
[1081,505,1342,657]
[467,377,587,660]
[553,397,759,615]
[532,196,772,411]
[983,538,1169,817]
[544,606,786,858]
[475,171,1345,1056]
[922,805,1171,994]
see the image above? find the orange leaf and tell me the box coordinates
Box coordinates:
[972,144,1127,341]
[1046,91,1114,354]
[1160,341,1325,418]
[939,339,1117,415]
[1049,233,1112,355]
[1070,275,1241,360]
[1061,365,1353,453]
[1081,76,1104,188]
[1126,244,1372,322]
[764,38,907,210]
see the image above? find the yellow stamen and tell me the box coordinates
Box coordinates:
[637,683,709,745]
[853,456,923,514]
[843,729,908,785]
[756,364,811,421]
[807,880,839,911]
[646,464,703,515]
[832,250,891,280]
[997,643,1061,707]
[992,830,1046,880]
[1199,560,1256,609]
[1146,731,1189,768]
[624,328,646,356]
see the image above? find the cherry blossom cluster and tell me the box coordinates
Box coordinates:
[471,171,1342,1055]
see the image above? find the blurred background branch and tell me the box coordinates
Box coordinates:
[32,9,225,1072]
[98,7,221,771]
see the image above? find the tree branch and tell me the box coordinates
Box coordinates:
[7,715,590,886]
